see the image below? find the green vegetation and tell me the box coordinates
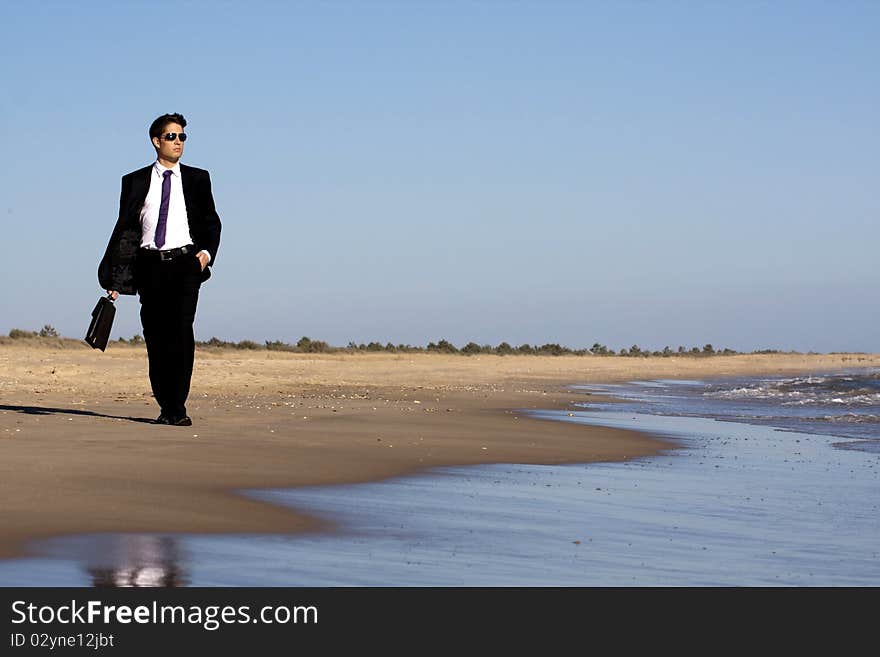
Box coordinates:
[8,328,38,339]
[196,336,753,357]
[3,326,69,348]
[114,334,144,345]
[0,327,810,358]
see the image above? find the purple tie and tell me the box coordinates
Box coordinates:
[154,170,172,249]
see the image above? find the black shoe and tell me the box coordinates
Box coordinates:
[171,415,193,426]
[153,414,172,425]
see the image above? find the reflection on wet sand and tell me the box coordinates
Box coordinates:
[84,535,187,587]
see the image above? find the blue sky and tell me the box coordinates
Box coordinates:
[1,1,877,352]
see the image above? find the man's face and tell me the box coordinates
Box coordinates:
[152,122,185,163]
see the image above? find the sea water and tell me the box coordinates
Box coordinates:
[583,369,880,451]
[2,370,878,586]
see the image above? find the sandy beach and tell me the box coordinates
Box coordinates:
[1,340,878,561]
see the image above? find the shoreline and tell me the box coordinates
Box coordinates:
[2,347,879,562]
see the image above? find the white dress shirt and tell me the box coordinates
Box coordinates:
[140,161,190,249]
[140,161,211,262]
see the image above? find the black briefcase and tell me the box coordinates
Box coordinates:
[85,294,116,351]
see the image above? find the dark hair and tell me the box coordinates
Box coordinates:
[149,113,187,140]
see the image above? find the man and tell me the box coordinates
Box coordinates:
[99,113,221,426]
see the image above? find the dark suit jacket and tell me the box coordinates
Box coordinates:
[98,163,222,295]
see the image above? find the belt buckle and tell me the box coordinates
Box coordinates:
[159,250,174,261]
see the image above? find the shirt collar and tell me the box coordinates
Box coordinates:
[153,161,181,177]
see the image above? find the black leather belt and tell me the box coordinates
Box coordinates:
[139,244,196,261]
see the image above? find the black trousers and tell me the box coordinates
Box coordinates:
[135,250,203,418]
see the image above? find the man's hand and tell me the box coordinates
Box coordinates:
[107,290,119,301]
[196,251,210,272]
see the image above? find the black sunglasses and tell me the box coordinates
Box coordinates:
[161,132,187,142]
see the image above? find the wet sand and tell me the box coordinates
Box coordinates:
[1,340,878,561]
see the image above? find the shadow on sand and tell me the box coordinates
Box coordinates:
[0,404,155,424]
